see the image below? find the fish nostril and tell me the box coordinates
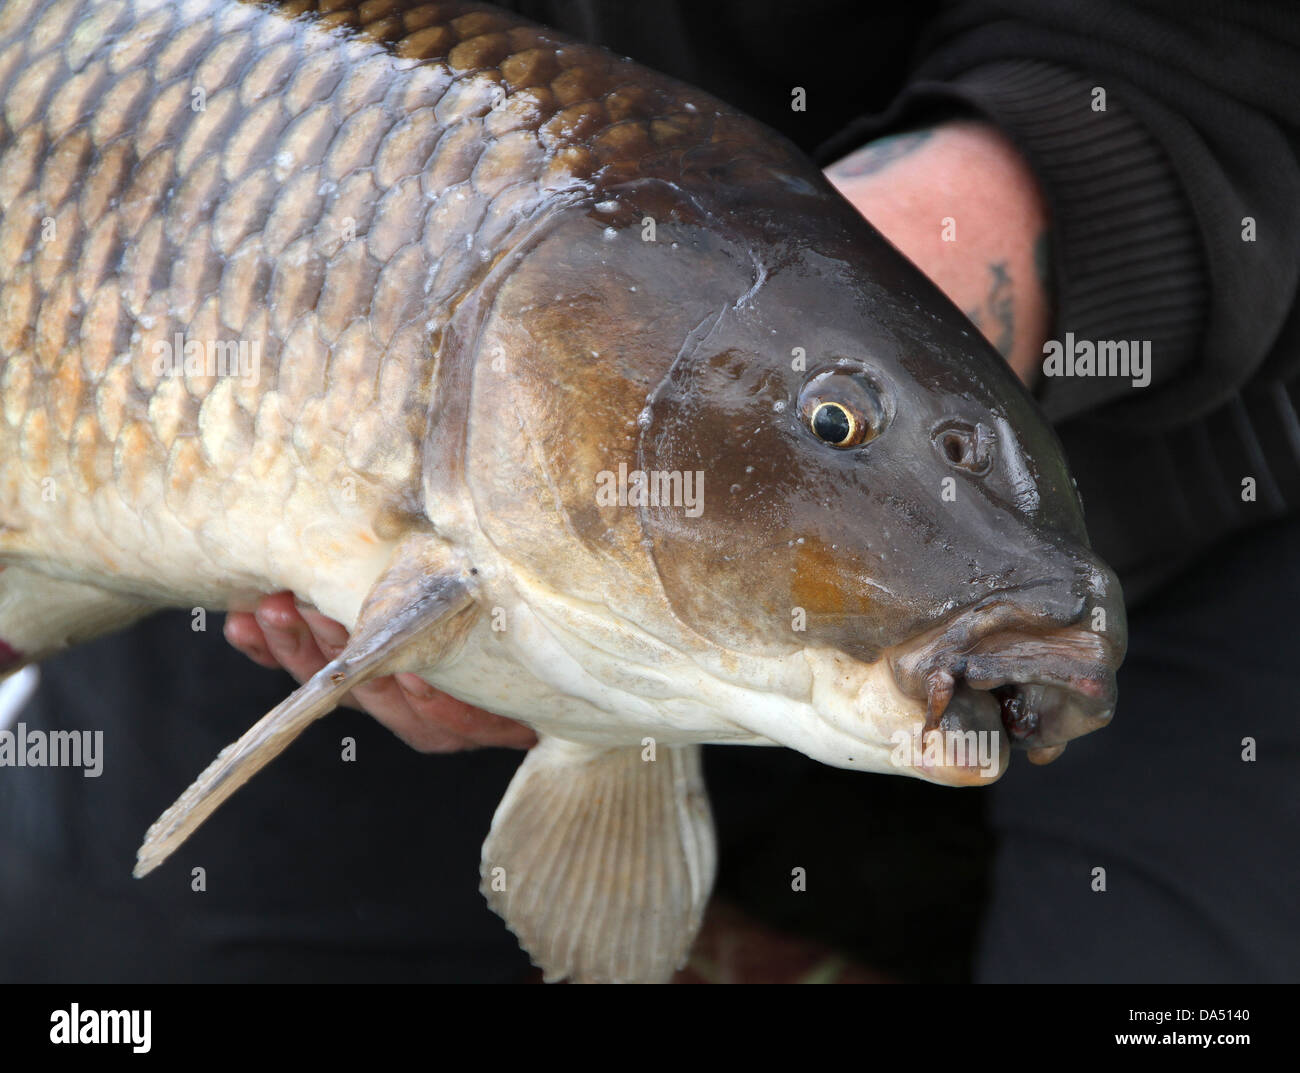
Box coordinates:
[941,432,965,465]
[935,422,993,476]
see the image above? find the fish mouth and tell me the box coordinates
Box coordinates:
[891,600,1122,767]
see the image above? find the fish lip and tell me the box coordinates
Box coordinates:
[889,598,1122,751]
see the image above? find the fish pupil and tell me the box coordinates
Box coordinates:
[812,403,852,445]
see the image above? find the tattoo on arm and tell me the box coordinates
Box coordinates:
[826,129,933,180]
[964,262,1015,360]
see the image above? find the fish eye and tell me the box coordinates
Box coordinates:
[798,369,887,448]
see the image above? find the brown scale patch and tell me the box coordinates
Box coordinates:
[432,72,498,125]
[276,105,340,181]
[65,0,128,72]
[324,103,392,181]
[182,295,224,401]
[25,0,79,55]
[0,267,36,355]
[132,80,193,161]
[76,212,125,305]
[483,88,549,138]
[0,192,41,278]
[34,273,78,365]
[239,40,298,107]
[374,107,442,188]
[78,138,134,224]
[168,222,222,323]
[113,420,167,509]
[368,243,429,337]
[6,51,61,130]
[317,244,380,343]
[592,120,656,163]
[361,14,404,43]
[148,375,195,451]
[46,59,110,141]
[192,33,254,99]
[276,317,329,411]
[105,9,173,74]
[603,85,658,124]
[68,413,107,495]
[330,55,391,120]
[424,117,486,189]
[121,216,168,318]
[117,146,176,237]
[403,0,447,26]
[283,49,344,114]
[539,101,605,146]
[0,126,46,206]
[94,361,133,443]
[262,168,328,257]
[268,237,327,337]
[153,17,215,83]
[324,320,380,415]
[448,31,512,72]
[20,406,51,473]
[33,204,82,293]
[198,378,253,473]
[317,170,380,258]
[79,283,125,381]
[222,97,289,183]
[472,129,542,198]
[90,68,151,146]
[50,348,84,439]
[218,237,270,334]
[368,177,428,262]
[175,89,240,177]
[1,353,33,428]
[164,436,207,515]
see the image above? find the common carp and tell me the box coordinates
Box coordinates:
[0,0,1126,982]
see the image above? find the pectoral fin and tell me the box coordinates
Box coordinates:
[134,539,478,878]
[481,738,716,984]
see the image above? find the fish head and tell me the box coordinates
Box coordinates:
[454,182,1125,784]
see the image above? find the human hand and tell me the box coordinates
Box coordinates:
[224,592,537,753]
[826,120,1053,387]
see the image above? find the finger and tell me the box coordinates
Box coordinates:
[254,593,336,687]
[223,612,283,670]
[344,672,479,753]
[395,673,537,748]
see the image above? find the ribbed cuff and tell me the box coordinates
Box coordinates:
[818,60,1208,426]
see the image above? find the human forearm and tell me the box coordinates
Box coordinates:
[825,121,1051,386]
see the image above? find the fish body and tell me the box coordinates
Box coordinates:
[0,0,1126,982]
